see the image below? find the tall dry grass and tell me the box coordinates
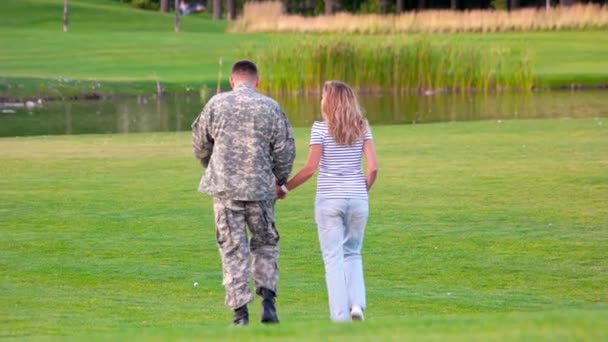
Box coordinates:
[242,38,534,95]
[231,3,608,33]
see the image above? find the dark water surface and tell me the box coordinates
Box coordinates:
[1,90,606,137]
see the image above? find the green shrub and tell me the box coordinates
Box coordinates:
[490,0,508,10]
[130,0,160,10]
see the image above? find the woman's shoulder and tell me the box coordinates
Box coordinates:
[312,121,327,131]
[310,121,327,142]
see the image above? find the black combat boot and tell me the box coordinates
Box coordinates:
[233,305,249,326]
[258,288,279,324]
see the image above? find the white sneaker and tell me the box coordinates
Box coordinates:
[350,305,364,321]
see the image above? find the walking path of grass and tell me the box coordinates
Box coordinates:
[1,118,607,339]
[1,0,607,100]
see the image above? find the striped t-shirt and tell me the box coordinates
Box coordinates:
[310,121,373,199]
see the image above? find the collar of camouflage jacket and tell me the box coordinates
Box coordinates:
[234,82,255,92]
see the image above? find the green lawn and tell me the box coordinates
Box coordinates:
[1,118,607,340]
[1,0,607,100]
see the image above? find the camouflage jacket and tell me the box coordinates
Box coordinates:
[191,83,295,200]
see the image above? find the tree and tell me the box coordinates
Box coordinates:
[226,0,236,20]
[380,0,388,12]
[160,0,168,12]
[325,0,333,15]
[451,0,458,9]
[213,0,222,20]
[396,0,404,12]
[175,0,180,32]
[63,0,69,32]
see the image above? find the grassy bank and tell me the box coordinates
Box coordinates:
[0,0,607,100]
[1,118,607,339]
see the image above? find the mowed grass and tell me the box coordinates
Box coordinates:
[1,0,608,100]
[1,118,607,340]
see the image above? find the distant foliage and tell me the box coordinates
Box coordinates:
[114,0,161,10]
[132,0,160,9]
[359,0,382,14]
[490,0,508,10]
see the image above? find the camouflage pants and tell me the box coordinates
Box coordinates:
[213,198,280,310]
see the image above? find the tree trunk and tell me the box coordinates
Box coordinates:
[325,0,333,15]
[175,0,180,32]
[63,0,69,32]
[417,0,426,10]
[510,0,519,10]
[160,0,168,12]
[213,0,222,20]
[380,0,388,13]
[396,0,404,13]
[451,0,457,10]
[217,58,223,94]
[559,0,573,6]
[226,0,236,20]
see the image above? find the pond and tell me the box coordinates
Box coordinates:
[0,90,607,137]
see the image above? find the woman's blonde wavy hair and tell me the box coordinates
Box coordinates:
[321,81,367,145]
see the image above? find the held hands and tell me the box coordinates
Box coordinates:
[276,185,288,200]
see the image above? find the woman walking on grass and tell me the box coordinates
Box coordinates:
[277,81,378,322]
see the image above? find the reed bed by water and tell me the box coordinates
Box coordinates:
[245,38,534,95]
[231,3,608,34]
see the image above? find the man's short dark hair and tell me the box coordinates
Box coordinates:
[231,60,258,77]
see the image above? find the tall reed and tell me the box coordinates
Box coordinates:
[245,38,534,95]
[231,3,608,34]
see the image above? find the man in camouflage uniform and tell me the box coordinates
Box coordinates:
[191,60,295,326]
